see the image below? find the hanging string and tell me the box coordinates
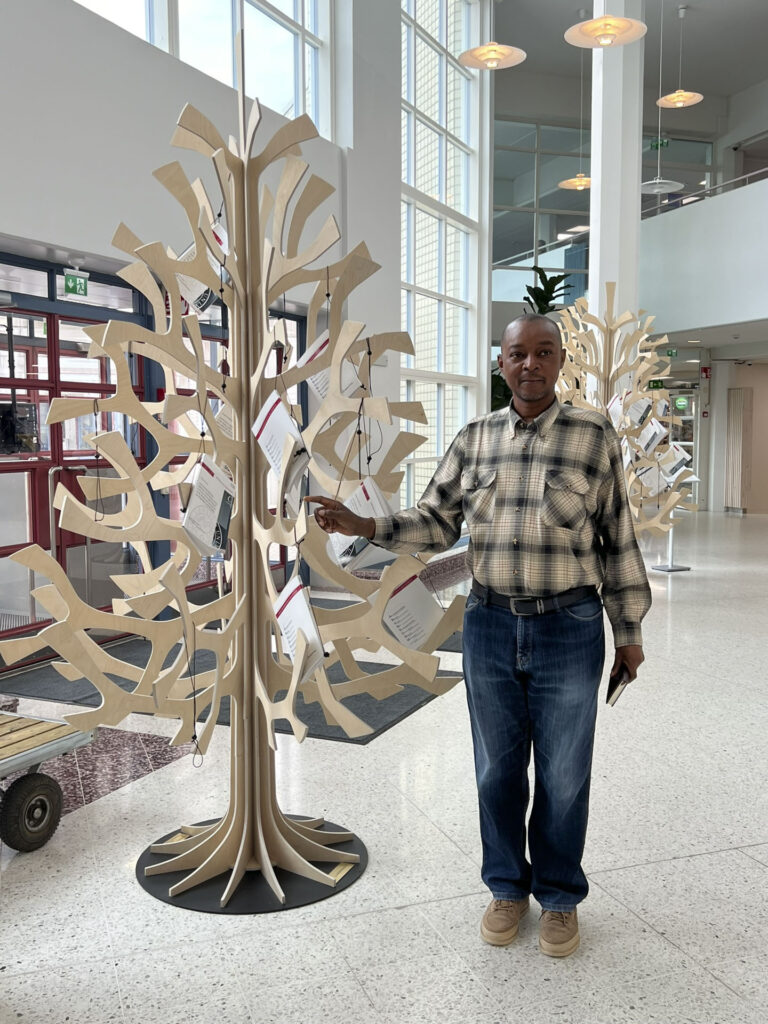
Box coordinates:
[177,339,209,515]
[656,0,665,182]
[363,338,384,466]
[578,48,585,178]
[92,398,106,523]
[332,391,367,503]
[219,261,229,392]
[180,611,204,768]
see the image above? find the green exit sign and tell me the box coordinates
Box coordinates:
[64,271,88,297]
[648,379,665,390]
[666,348,678,358]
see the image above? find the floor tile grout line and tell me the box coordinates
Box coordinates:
[734,845,768,865]
[586,841,768,877]
[588,876,751,1002]
[109,956,130,1024]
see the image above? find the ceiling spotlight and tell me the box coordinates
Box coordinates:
[458,42,526,70]
[564,15,647,49]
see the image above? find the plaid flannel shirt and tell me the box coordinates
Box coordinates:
[374,400,651,648]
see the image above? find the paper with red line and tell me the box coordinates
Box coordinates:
[327,476,393,562]
[383,572,444,650]
[252,390,309,515]
[297,332,361,401]
[273,577,325,680]
[182,454,235,555]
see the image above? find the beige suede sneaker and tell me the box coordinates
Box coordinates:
[538,909,580,957]
[480,896,530,946]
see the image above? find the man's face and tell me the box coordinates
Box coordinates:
[497,320,565,415]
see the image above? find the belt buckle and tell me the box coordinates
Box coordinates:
[511,597,534,616]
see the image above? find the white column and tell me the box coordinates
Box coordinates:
[588,0,645,319]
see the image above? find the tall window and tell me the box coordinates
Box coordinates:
[400,0,486,508]
[492,119,590,305]
[74,1,327,134]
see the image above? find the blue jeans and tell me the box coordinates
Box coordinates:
[462,590,605,911]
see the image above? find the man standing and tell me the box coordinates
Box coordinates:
[307,314,651,957]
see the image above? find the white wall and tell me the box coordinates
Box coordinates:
[715,76,768,182]
[0,0,401,355]
[0,1,343,265]
[639,177,768,336]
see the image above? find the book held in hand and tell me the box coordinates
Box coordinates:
[606,667,631,706]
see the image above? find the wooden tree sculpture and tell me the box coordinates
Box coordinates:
[0,94,464,909]
[557,282,696,535]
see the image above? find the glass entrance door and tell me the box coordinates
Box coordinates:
[0,308,144,646]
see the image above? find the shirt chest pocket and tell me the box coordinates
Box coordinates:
[461,468,497,524]
[541,469,590,530]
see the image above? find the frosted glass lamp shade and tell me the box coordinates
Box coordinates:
[558,173,591,191]
[458,42,526,70]
[564,16,647,49]
[640,176,685,195]
[657,89,703,108]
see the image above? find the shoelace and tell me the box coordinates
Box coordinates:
[543,910,572,924]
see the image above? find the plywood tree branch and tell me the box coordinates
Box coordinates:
[0,92,462,908]
[558,283,696,535]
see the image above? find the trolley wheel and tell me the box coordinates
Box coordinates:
[0,773,63,852]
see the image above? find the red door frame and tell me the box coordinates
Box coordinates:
[0,307,145,644]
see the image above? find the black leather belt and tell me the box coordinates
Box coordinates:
[471,581,598,616]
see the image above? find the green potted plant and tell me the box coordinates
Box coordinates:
[523,265,572,314]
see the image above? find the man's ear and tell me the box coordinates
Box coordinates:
[559,347,566,369]
[497,353,503,369]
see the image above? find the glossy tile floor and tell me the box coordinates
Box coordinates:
[1,512,766,1024]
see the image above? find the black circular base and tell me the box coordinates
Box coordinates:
[135,817,367,914]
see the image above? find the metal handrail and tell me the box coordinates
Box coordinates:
[492,166,768,271]
[646,166,768,206]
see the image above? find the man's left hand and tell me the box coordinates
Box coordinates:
[611,645,644,681]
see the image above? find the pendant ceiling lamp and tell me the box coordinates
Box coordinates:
[564,14,646,49]
[458,41,526,70]
[559,49,591,191]
[642,0,684,195]
[657,5,703,108]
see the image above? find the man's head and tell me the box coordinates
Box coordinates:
[497,314,565,419]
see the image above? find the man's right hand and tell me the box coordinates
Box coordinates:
[304,495,376,540]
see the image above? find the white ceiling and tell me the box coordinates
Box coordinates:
[493,1,768,100]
